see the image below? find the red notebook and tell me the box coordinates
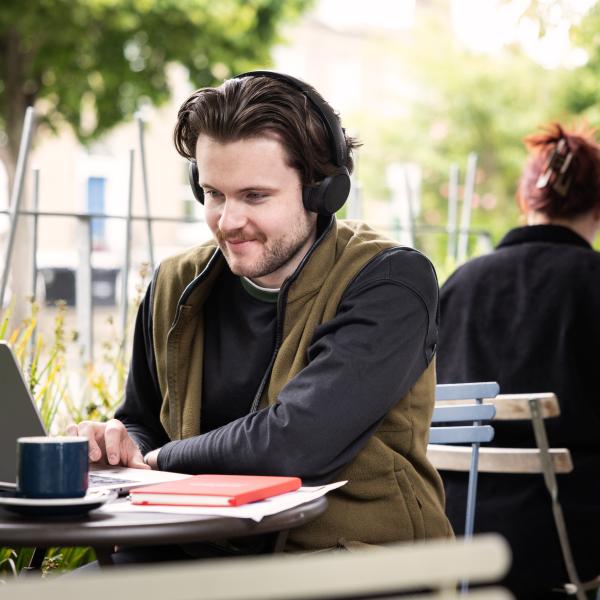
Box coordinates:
[129,474,302,507]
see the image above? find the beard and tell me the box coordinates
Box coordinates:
[216,213,315,282]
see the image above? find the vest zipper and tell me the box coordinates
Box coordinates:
[178,248,222,306]
[163,247,222,436]
[164,247,223,337]
[248,216,335,413]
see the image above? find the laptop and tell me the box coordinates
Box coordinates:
[0,341,188,495]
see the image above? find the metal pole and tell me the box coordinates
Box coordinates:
[346,178,363,220]
[446,164,459,262]
[346,146,362,220]
[529,399,585,600]
[30,169,40,300]
[76,217,93,365]
[0,106,35,308]
[457,152,477,263]
[0,208,204,224]
[137,115,155,271]
[459,393,483,595]
[120,149,134,348]
[30,169,40,358]
[402,166,415,248]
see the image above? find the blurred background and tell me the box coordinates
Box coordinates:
[1,0,600,422]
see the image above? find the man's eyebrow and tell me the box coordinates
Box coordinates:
[200,183,279,193]
[238,185,279,193]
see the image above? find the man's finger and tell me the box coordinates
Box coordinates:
[66,423,79,436]
[126,444,151,470]
[74,421,105,462]
[104,419,128,465]
[120,436,150,470]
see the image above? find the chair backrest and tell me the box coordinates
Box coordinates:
[430,403,496,444]
[430,382,499,545]
[431,393,573,475]
[430,392,589,600]
[0,534,513,600]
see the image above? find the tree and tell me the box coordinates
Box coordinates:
[0,0,312,186]
[560,2,600,123]
[350,1,571,269]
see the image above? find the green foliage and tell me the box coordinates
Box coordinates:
[0,266,151,578]
[560,3,600,122]
[0,546,97,579]
[0,300,69,432]
[347,2,600,269]
[0,547,17,578]
[0,301,98,579]
[42,546,96,575]
[352,6,572,268]
[0,271,150,578]
[0,0,313,160]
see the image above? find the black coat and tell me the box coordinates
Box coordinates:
[437,225,600,598]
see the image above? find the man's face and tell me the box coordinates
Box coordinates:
[196,134,318,289]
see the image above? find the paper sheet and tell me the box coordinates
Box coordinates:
[99,481,346,522]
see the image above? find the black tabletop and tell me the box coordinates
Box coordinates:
[0,496,328,548]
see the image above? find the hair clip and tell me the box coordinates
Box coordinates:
[536,138,574,197]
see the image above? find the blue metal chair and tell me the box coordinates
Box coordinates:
[429,382,500,595]
[432,389,598,599]
[430,382,499,540]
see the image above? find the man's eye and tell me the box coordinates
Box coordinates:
[204,190,223,199]
[246,192,266,201]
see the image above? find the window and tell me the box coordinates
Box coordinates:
[86,176,106,248]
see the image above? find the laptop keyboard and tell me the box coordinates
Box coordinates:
[88,473,137,487]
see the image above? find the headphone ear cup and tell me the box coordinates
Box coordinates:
[302,167,351,216]
[188,161,204,204]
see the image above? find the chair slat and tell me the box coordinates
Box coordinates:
[435,393,560,420]
[435,382,500,402]
[427,445,573,474]
[0,534,512,600]
[492,393,559,420]
[429,425,495,444]
[432,404,496,423]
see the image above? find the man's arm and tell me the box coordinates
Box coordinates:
[155,248,438,484]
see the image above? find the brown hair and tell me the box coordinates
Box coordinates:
[517,122,600,219]
[173,75,359,186]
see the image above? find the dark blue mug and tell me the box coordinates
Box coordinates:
[17,436,89,499]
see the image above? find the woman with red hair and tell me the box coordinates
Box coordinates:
[438,123,600,599]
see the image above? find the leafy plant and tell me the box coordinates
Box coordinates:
[0,270,148,578]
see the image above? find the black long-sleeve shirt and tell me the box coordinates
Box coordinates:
[116,246,438,485]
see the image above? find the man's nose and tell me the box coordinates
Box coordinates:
[218,198,248,232]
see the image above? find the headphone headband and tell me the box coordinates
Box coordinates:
[233,70,348,168]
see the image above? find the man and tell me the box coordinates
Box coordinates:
[69,72,451,553]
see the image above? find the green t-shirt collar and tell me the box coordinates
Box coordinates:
[240,277,279,303]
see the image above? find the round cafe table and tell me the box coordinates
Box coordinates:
[0,496,328,569]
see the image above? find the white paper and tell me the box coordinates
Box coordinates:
[99,481,346,522]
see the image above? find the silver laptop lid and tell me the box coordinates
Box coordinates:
[0,342,47,486]
[0,341,189,494]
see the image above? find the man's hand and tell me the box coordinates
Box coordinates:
[143,449,160,470]
[66,419,151,470]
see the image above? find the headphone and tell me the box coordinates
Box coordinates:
[187,70,351,216]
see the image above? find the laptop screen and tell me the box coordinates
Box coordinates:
[0,341,190,494]
[0,342,47,486]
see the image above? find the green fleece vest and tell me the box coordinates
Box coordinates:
[151,219,452,550]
